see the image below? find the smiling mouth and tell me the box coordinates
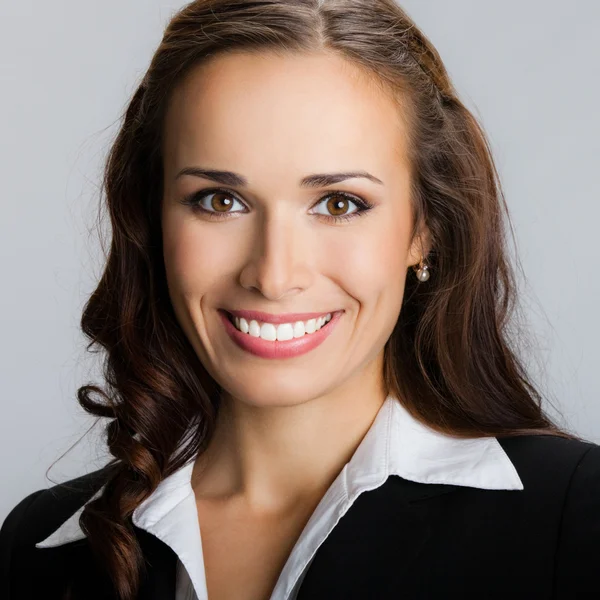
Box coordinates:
[224,310,335,329]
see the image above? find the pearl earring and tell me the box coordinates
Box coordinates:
[413,256,430,282]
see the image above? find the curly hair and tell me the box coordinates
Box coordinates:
[57,1,582,597]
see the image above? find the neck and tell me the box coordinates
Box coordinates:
[191,369,387,516]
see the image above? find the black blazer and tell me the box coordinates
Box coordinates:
[2,433,600,599]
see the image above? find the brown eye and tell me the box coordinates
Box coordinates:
[325,195,352,217]
[182,189,246,217]
[209,191,236,213]
[312,193,360,219]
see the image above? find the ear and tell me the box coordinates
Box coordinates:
[406,221,432,269]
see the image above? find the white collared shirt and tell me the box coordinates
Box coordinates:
[35,394,524,599]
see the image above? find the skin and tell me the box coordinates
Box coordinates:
[161,50,429,522]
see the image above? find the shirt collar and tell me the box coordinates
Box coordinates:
[35,393,523,594]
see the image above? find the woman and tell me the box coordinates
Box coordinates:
[1,1,598,599]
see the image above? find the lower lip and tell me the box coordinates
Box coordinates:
[219,310,343,359]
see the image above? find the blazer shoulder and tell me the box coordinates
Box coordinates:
[551,441,600,591]
[1,462,116,552]
[496,432,599,490]
[1,463,119,600]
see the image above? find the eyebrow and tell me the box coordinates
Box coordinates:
[174,167,384,188]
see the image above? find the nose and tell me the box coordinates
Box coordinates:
[238,210,311,301]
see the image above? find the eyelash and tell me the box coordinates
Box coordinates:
[179,187,374,224]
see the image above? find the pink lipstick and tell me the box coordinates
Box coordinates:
[218,309,343,359]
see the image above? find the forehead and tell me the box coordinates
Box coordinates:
[162,50,409,181]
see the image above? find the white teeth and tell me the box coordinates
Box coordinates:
[233,313,333,341]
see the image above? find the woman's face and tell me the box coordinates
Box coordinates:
[161,50,426,408]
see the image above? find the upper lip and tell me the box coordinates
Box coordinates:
[223,309,341,324]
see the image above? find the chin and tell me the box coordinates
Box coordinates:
[221,383,324,410]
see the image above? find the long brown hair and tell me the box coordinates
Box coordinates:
[62,1,582,597]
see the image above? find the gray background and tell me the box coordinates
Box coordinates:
[1,0,598,521]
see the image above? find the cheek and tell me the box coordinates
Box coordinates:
[330,216,409,312]
[162,216,229,297]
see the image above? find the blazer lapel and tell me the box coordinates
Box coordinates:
[39,526,178,600]
[296,475,460,599]
[134,524,179,600]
